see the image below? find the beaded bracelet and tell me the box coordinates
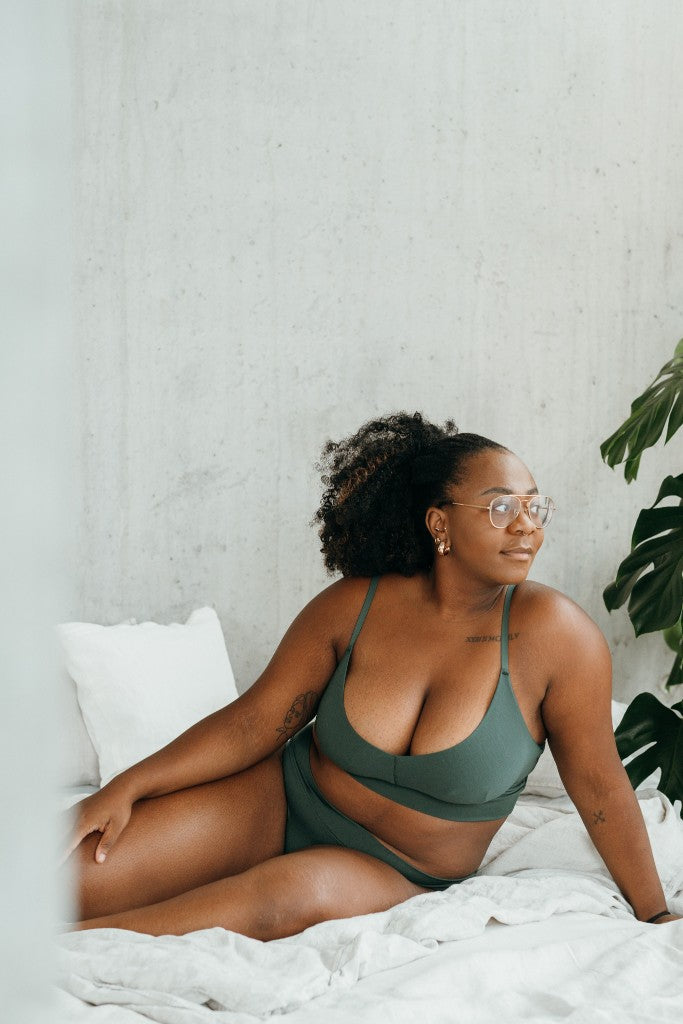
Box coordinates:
[645,909,670,923]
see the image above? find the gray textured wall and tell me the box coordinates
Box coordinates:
[71,1,683,704]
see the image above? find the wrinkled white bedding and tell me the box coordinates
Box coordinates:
[54,791,683,1023]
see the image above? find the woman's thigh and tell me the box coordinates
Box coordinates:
[66,751,287,921]
[71,844,430,939]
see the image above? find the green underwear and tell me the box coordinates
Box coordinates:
[282,723,474,891]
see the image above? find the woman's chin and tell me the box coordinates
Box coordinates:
[496,555,534,582]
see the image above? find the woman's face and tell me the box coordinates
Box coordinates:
[439,448,546,585]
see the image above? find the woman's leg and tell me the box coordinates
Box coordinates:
[66,845,428,940]
[62,751,287,921]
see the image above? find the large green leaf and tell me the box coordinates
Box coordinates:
[667,389,683,442]
[665,649,683,690]
[600,338,683,481]
[664,619,683,690]
[603,474,683,635]
[664,619,682,650]
[614,693,683,815]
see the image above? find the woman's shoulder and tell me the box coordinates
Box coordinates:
[511,580,609,653]
[306,572,421,647]
[309,574,377,609]
[296,575,378,650]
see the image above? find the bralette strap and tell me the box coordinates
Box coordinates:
[346,575,380,652]
[500,584,516,674]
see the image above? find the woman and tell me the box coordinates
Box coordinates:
[61,412,678,936]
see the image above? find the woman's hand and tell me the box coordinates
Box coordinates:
[652,913,682,924]
[59,780,135,866]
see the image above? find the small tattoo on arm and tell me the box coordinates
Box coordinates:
[465,632,520,643]
[276,691,318,740]
[592,810,606,825]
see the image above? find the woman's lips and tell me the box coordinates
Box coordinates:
[501,548,533,560]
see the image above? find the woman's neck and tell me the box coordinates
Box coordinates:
[423,568,506,620]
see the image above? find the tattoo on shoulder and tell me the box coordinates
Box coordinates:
[465,632,520,644]
[276,691,318,740]
[592,810,606,825]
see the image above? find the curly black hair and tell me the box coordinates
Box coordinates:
[313,412,508,577]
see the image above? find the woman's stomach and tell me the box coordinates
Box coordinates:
[308,727,506,879]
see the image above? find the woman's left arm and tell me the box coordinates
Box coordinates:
[539,595,680,924]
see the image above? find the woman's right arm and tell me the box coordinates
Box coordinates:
[61,580,352,864]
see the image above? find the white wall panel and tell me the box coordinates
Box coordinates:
[71,1,683,704]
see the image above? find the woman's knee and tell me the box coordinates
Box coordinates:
[253,846,417,938]
[238,847,337,937]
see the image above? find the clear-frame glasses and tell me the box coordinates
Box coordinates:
[442,494,556,529]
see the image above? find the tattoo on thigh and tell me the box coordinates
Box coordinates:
[276,691,318,739]
[592,810,606,825]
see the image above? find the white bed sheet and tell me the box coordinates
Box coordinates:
[280,913,683,1024]
[54,788,683,1023]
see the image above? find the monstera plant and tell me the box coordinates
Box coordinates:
[600,338,683,815]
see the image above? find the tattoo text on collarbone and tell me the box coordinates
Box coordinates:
[592,810,606,825]
[465,632,520,643]
[276,691,318,739]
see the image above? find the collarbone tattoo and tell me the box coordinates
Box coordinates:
[465,632,520,644]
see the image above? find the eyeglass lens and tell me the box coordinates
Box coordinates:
[489,495,553,528]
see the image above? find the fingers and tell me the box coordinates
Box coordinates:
[58,812,115,866]
[57,801,93,867]
[87,811,132,864]
[58,822,100,867]
[56,791,133,868]
[94,823,120,864]
[59,822,117,866]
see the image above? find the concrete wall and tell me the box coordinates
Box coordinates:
[71,0,683,704]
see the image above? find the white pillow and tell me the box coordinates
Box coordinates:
[523,699,661,798]
[57,607,238,788]
[57,615,137,788]
[57,670,100,788]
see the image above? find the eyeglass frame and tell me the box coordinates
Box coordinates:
[440,494,557,529]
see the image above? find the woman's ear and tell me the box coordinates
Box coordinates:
[425,506,448,541]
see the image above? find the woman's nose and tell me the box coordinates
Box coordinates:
[510,507,536,533]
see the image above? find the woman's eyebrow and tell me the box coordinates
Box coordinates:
[480,487,540,496]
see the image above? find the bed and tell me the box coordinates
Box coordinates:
[53,607,683,1023]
